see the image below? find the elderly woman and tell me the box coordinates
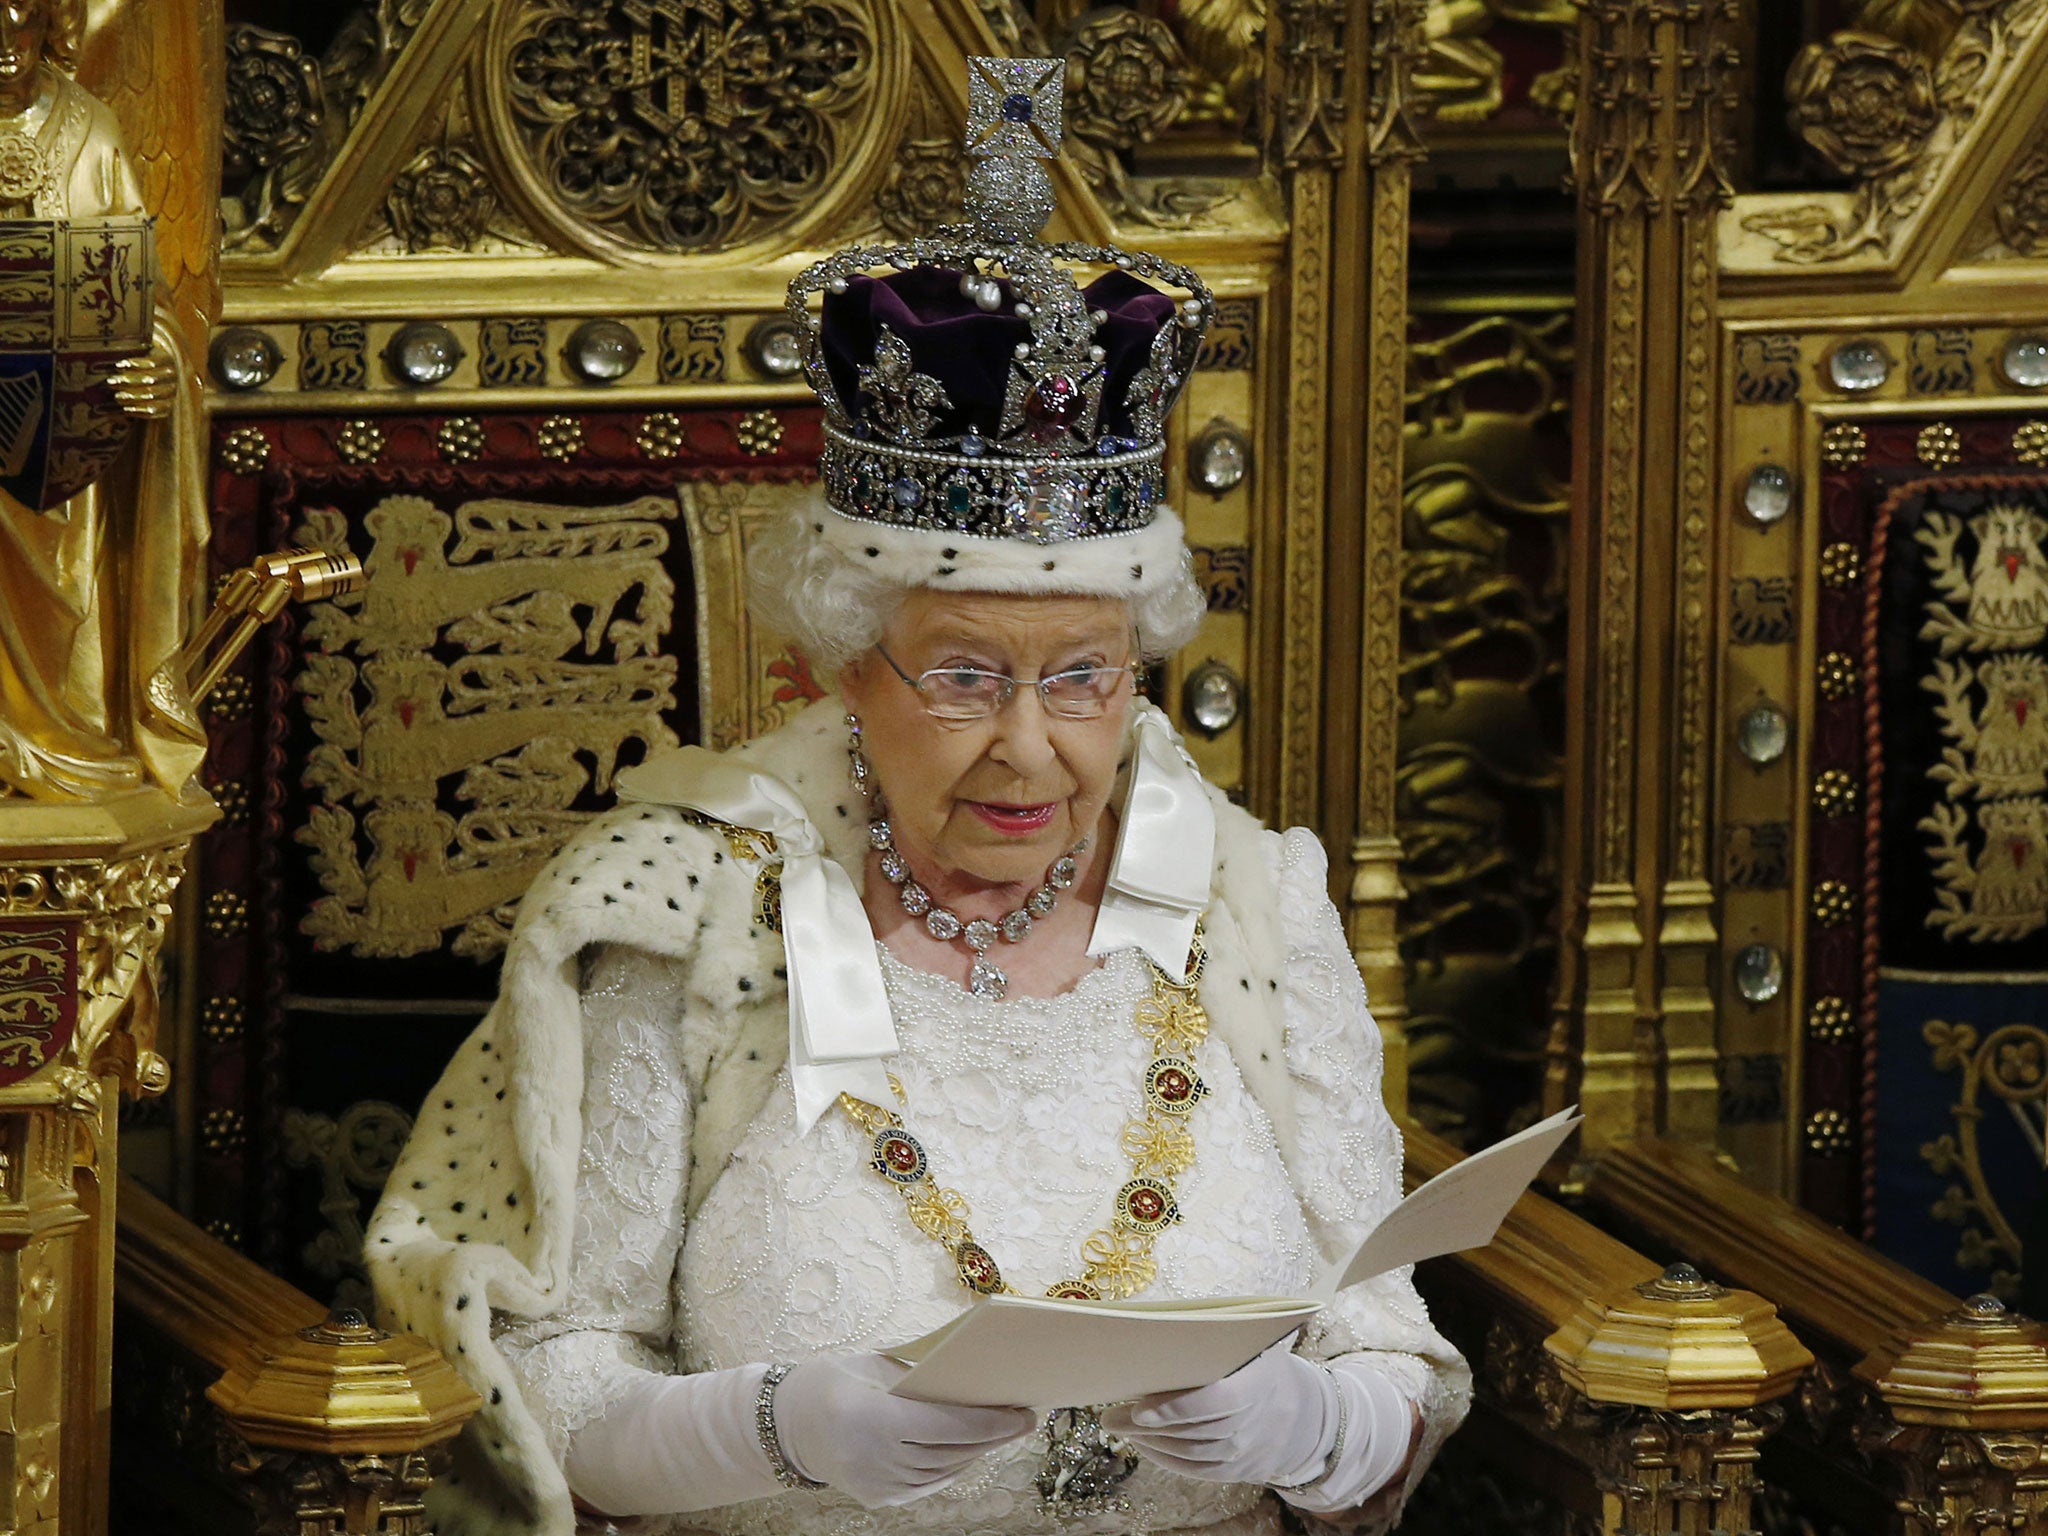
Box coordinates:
[367,58,1468,1536]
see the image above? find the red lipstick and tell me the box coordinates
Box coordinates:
[969,802,1057,835]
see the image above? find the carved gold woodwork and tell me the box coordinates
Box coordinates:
[489,0,883,257]
[1552,0,1738,1162]
[1785,30,1941,181]
[1727,2,2048,272]
[0,789,208,1536]
[118,1181,481,1536]
[1546,1264,1811,1410]
[1852,1295,2048,1536]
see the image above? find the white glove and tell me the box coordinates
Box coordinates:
[775,1353,1038,1508]
[1102,1345,1422,1511]
[1101,1340,1334,1489]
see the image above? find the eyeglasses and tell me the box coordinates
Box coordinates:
[877,643,1134,721]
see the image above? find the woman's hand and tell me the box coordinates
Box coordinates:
[774,1353,1037,1508]
[1100,1341,1336,1489]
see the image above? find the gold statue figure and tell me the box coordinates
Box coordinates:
[0,0,208,802]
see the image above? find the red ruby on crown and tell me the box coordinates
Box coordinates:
[1023,372,1082,427]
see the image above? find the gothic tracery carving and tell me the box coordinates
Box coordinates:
[496,0,878,254]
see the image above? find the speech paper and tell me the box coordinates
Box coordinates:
[884,1108,1579,1408]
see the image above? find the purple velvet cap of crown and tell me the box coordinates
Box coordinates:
[819,266,1178,444]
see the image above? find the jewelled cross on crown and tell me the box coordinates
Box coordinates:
[966,56,1063,158]
[963,57,1065,245]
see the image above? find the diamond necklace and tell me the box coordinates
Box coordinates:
[867,813,1083,1001]
[847,711,1081,1000]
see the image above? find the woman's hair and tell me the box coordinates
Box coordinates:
[745,506,1208,672]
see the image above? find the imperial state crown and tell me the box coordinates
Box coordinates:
[784,57,1212,588]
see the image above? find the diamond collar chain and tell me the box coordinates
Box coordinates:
[848,711,1081,1002]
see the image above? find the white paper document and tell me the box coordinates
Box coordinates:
[1313,1104,1581,1299]
[887,1293,1323,1408]
[887,1106,1580,1407]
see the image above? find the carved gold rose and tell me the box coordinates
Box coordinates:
[1995,145,2048,257]
[387,144,496,253]
[223,24,322,179]
[1785,31,1939,179]
[876,141,964,241]
[0,130,52,204]
[1065,11,1193,151]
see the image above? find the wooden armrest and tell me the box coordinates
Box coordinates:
[115,1177,326,1374]
[1588,1137,1956,1361]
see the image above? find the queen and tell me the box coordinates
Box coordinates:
[369,57,1468,1536]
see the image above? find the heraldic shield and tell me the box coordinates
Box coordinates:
[0,215,155,512]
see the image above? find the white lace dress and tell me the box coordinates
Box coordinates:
[495,829,1466,1536]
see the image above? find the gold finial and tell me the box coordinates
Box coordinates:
[1545,1261,1813,1409]
[1856,1294,2048,1428]
[207,1305,480,1454]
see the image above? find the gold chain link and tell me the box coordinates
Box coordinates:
[838,928,1210,1302]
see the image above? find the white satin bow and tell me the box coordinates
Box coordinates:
[1087,702,1216,974]
[615,747,896,1133]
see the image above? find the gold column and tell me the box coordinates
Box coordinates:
[1552,0,1739,1156]
[1856,1295,2048,1536]
[1272,0,1344,838]
[1278,0,1429,1108]
[0,794,209,1536]
[1343,0,1429,1114]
